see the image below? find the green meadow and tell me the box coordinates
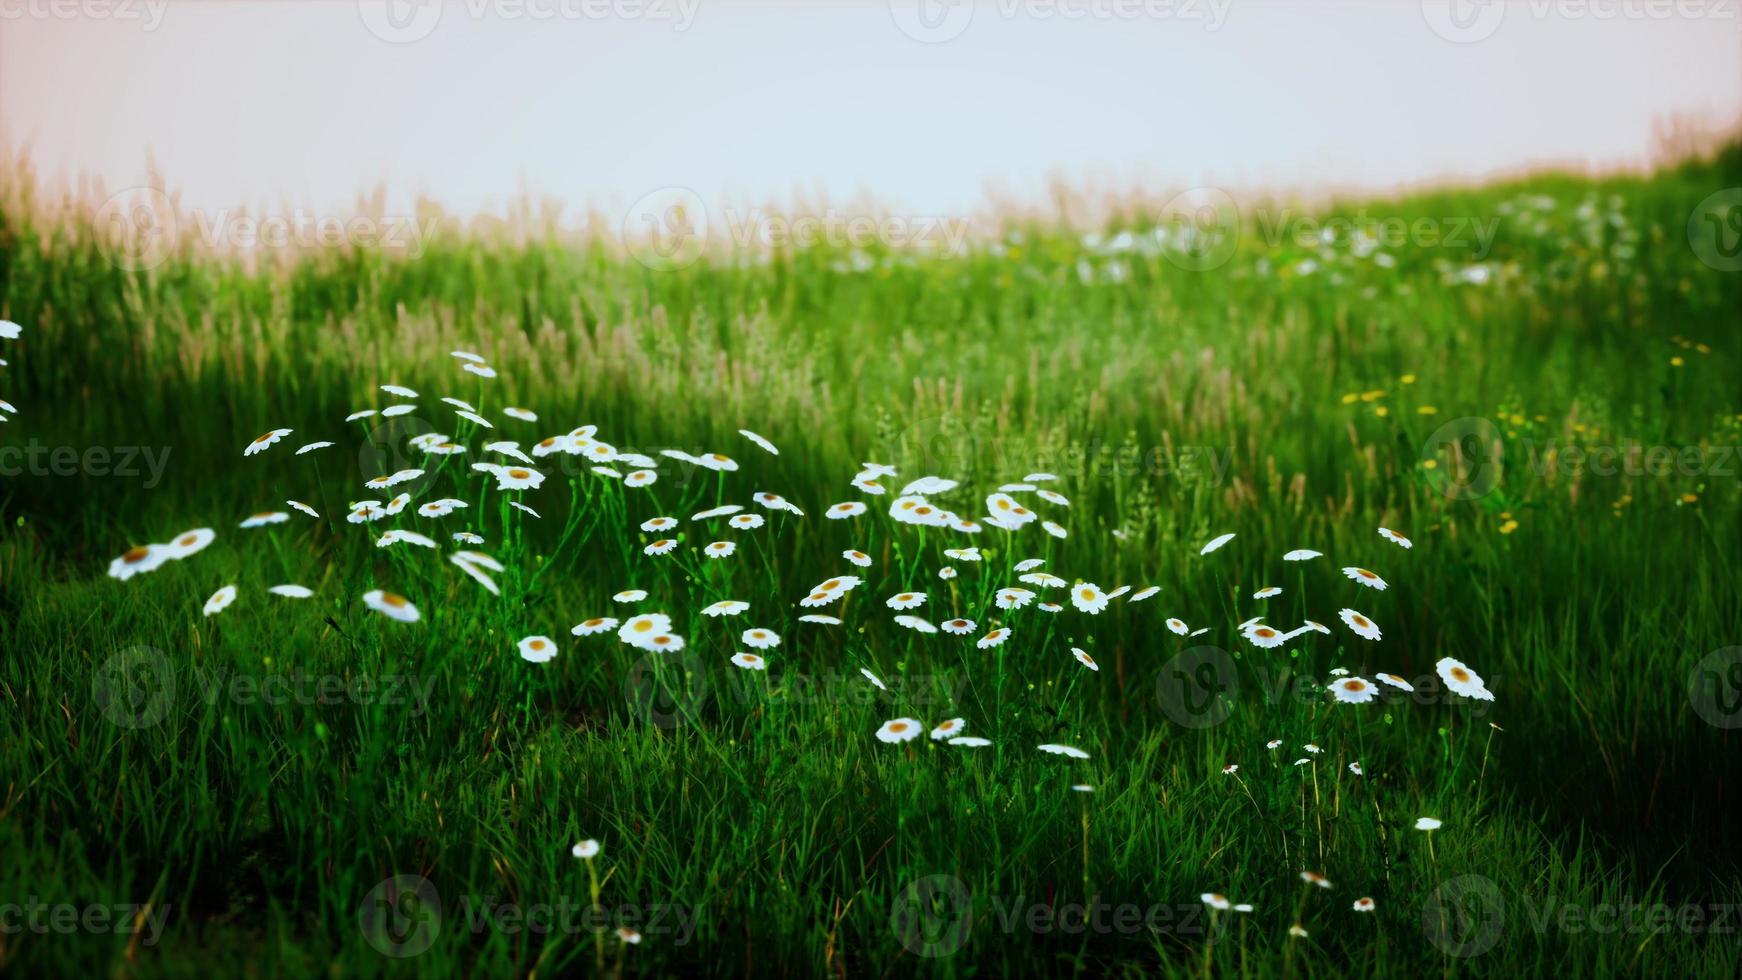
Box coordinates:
[1,144,1740,977]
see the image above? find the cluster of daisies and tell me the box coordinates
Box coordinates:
[103,344,1496,781]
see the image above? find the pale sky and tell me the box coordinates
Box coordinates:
[2,0,1738,219]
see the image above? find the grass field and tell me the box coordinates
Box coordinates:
[1,144,1740,978]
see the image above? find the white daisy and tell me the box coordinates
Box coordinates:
[1129,586,1160,603]
[452,531,485,544]
[239,512,290,529]
[1339,608,1382,641]
[1020,572,1066,588]
[1415,817,1443,831]
[381,404,416,417]
[287,500,320,518]
[1243,624,1287,649]
[1376,672,1414,691]
[797,614,842,625]
[640,517,678,533]
[508,502,541,519]
[1071,583,1109,615]
[940,618,976,635]
[1071,647,1099,671]
[243,429,292,456]
[1036,743,1090,759]
[738,429,779,455]
[702,600,748,617]
[268,584,313,599]
[363,590,420,623]
[975,628,1011,650]
[995,588,1036,610]
[623,470,657,488]
[860,667,887,690]
[730,652,768,670]
[1013,558,1045,572]
[876,718,923,743]
[163,528,216,559]
[728,513,764,530]
[503,406,537,422]
[742,628,780,650]
[1283,548,1322,561]
[1378,527,1413,549]
[893,615,937,633]
[1041,520,1067,539]
[644,539,679,556]
[295,441,335,455]
[380,384,419,398]
[1436,657,1495,701]
[948,736,992,747]
[690,504,743,521]
[885,592,926,611]
[1330,677,1378,704]
[1199,532,1236,555]
[518,635,558,663]
[702,541,737,559]
[842,549,872,567]
[930,718,966,740]
[1166,618,1189,635]
[378,529,438,549]
[1253,586,1283,599]
[614,589,648,603]
[203,585,238,616]
[1342,567,1389,591]
[571,617,619,636]
[462,362,497,379]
